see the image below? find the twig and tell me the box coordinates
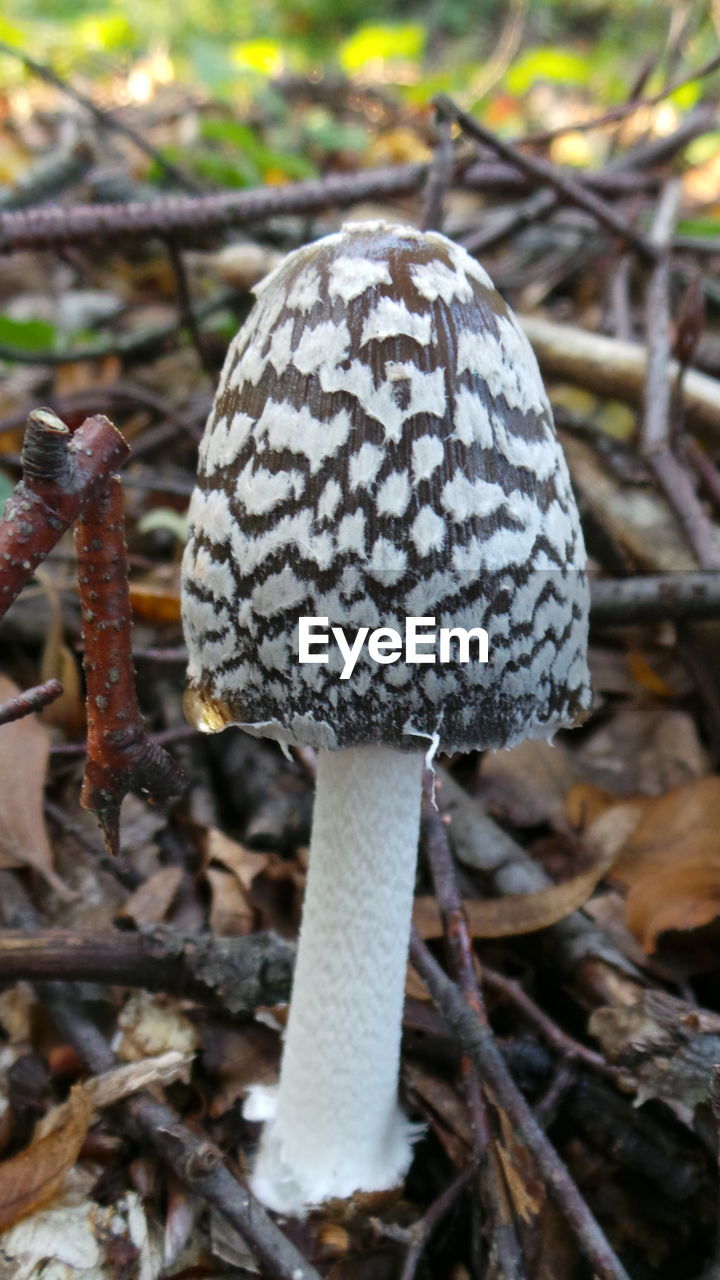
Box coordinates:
[639,178,720,568]
[165,236,215,377]
[685,438,720,513]
[410,933,631,1280]
[0,165,428,254]
[421,783,525,1278]
[75,476,186,854]
[398,1163,478,1280]
[420,111,454,232]
[0,410,129,623]
[524,65,720,146]
[0,872,319,1280]
[640,179,682,455]
[520,315,720,438]
[480,966,618,1080]
[462,187,558,256]
[590,572,720,624]
[436,769,645,1007]
[0,678,62,725]
[0,40,200,193]
[433,94,657,263]
[0,926,293,1015]
[0,160,659,256]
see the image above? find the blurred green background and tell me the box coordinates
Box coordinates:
[0,0,713,110]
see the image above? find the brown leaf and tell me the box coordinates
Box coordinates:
[574,704,710,795]
[403,1062,471,1168]
[413,805,637,939]
[118,866,184,927]
[205,828,269,890]
[0,674,74,900]
[569,775,720,952]
[494,1107,544,1224]
[613,778,720,952]
[206,866,255,936]
[128,579,181,623]
[479,738,581,827]
[0,1083,91,1230]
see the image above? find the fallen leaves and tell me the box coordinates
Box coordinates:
[0,673,74,900]
[0,1083,91,1231]
[414,804,638,940]
[569,776,720,952]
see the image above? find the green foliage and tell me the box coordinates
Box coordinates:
[339,23,426,74]
[506,47,592,95]
[0,315,57,353]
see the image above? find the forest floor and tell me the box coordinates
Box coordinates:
[1,29,720,1280]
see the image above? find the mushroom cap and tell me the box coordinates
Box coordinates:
[182,221,591,753]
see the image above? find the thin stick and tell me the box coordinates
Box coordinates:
[433,94,657,263]
[639,178,720,568]
[0,678,62,725]
[398,1162,478,1280]
[421,786,525,1278]
[0,872,319,1280]
[410,933,631,1280]
[0,927,293,1015]
[165,236,215,377]
[420,112,454,232]
[480,966,618,1080]
[0,161,659,256]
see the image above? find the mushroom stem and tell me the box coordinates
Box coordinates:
[249,744,424,1214]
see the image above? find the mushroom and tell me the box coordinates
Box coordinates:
[181,220,591,1214]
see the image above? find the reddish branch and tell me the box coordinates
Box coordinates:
[0,677,62,725]
[0,409,129,623]
[75,476,186,854]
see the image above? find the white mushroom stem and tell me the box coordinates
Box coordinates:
[247,743,424,1215]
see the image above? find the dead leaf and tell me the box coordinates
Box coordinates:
[403,1062,471,1168]
[0,1083,91,1230]
[494,1107,544,1224]
[569,775,720,952]
[205,828,269,890]
[626,648,677,699]
[118,866,184,927]
[614,778,720,951]
[413,804,637,939]
[115,991,199,1063]
[0,674,74,900]
[206,866,255,936]
[129,579,181,623]
[574,705,710,795]
[479,739,581,828]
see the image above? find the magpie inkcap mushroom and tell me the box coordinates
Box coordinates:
[181,220,591,1213]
